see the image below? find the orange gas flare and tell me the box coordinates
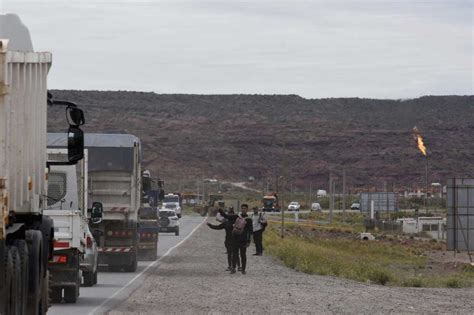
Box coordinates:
[413,126,427,156]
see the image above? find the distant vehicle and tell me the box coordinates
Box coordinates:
[163,193,182,218]
[159,209,180,236]
[287,201,301,211]
[81,225,99,287]
[317,189,327,197]
[311,203,322,211]
[262,193,280,212]
[351,203,361,210]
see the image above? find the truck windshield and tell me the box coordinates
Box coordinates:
[164,196,179,203]
[263,199,274,207]
[164,204,177,209]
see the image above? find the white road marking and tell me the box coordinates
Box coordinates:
[89,217,206,315]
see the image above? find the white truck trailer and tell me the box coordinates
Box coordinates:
[44,149,102,303]
[0,14,86,314]
[48,133,141,272]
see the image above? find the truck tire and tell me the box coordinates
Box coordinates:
[13,240,29,314]
[83,271,94,287]
[93,269,98,285]
[124,252,138,272]
[50,287,62,303]
[2,247,13,315]
[25,230,43,315]
[39,270,50,314]
[175,228,179,236]
[64,284,78,303]
[11,246,23,314]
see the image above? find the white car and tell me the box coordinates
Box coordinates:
[351,203,361,210]
[159,209,180,236]
[287,201,301,211]
[311,203,322,211]
[81,225,98,287]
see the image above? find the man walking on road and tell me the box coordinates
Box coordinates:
[207,207,240,271]
[251,206,267,256]
[219,204,252,274]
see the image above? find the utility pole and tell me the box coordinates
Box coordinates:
[425,155,429,214]
[329,173,333,224]
[342,168,346,220]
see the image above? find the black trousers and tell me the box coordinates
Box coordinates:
[253,229,263,254]
[232,243,247,271]
[225,240,240,268]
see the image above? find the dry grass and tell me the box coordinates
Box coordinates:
[263,224,474,288]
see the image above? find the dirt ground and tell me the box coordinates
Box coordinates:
[109,221,473,314]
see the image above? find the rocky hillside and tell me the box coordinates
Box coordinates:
[47,91,474,191]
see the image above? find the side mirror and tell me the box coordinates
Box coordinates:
[90,202,103,224]
[66,106,85,126]
[67,126,84,163]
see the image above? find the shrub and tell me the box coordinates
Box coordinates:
[403,277,423,287]
[368,269,392,285]
[446,278,461,288]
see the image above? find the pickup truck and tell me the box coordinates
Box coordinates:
[45,149,102,303]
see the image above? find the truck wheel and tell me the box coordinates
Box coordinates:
[26,230,43,314]
[11,246,23,314]
[83,271,94,287]
[2,247,13,315]
[13,240,29,314]
[64,285,78,303]
[124,253,138,272]
[50,287,62,303]
[93,270,98,285]
[39,270,50,314]
[175,229,179,236]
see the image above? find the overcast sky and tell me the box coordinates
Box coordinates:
[1,0,472,98]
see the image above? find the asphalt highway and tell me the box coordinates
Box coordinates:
[48,215,205,315]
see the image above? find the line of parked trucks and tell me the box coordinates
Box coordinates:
[0,14,184,313]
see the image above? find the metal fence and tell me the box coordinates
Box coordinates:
[447,178,474,252]
[360,192,398,213]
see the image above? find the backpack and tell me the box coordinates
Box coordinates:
[232,216,246,235]
[259,213,268,228]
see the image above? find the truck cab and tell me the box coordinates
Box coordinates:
[163,193,182,218]
[262,194,280,212]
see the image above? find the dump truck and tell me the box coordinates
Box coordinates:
[44,148,103,303]
[199,194,224,216]
[48,133,141,272]
[0,14,85,314]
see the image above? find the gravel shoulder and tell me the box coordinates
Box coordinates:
[110,221,473,314]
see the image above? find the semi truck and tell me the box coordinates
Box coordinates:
[44,148,102,303]
[48,133,141,272]
[162,193,182,218]
[0,14,86,314]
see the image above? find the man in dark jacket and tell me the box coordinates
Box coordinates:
[207,207,240,271]
[219,204,253,274]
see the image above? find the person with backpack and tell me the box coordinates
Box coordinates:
[251,206,267,256]
[207,207,240,271]
[218,204,253,274]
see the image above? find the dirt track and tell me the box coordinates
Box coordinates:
[110,221,473,314]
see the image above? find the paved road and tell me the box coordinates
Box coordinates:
[48,215,204,315]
